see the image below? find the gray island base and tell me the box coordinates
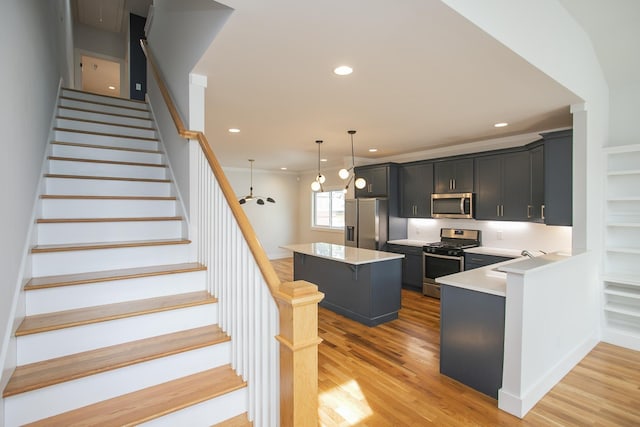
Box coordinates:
[282,243,403,326]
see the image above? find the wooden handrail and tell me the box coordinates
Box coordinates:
[139,39,281,296]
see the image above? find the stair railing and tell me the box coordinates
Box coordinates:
[140,40,323,427]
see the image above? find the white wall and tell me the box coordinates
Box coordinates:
[74,23,126,60]
[609,82,640,146]
[224,168,300,259]
[0,0,66,415]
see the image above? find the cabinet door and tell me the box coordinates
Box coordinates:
[544,133,572,225]
[474,156,502,220]
[502,151,530,221]
[529,145,544,221]
[404,253,423,289]
[400,162,433,217]
[452,159,474,193]
[355,166,388,198]
[434,161,456,193]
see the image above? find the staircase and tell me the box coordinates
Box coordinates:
[2,89,251,426]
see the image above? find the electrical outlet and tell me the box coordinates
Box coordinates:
[497,230,503,240]
[135,83,142,91]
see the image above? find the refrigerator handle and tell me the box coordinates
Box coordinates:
[346,226,356,242]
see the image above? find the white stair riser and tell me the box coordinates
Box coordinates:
[58,107,154,128]
[36,220,184,245]
[17,304,217,364]
[6,344,230,427]
[54,130,158,151]
[26,270,206,314]
[32,243,191,276]
[49,159,168,180]
[140,388,248,427]
[56,118,157,139]
[59,97,151,118]
[61,90,150,111]
[44,177,172,197]
[51,143,163,164]
[41,198,177,218]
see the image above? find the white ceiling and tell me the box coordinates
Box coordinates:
[73,0,152,33]
[194,0,582,172]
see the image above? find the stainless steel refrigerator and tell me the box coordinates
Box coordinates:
[344,198,389,250]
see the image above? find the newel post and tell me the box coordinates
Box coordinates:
[274,280,324,427]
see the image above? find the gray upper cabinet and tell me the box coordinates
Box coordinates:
[475,151,530,221]
[542,130,572,226]
[434,158,474,193]
[399,162,433,217]
[528,144,544,222]
[355,164,391,198]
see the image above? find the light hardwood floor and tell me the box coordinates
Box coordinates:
[271,257,640,426]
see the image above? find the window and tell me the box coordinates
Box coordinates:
[312,190,345,230]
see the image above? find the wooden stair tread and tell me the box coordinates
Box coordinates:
[37,216,183,224]
[56,115,156,131]
[62,88,149,105]
[213,413,252,427]
[4,325,228,397]
[25,262,206,290]
[51,140,162,154]
[31,238,191,253]
[58,105,152,120]
[16,291,215,336]
[41,195,176,200]
[48,156,166,168]
[60,96,149,112]
[54,127,158,141]
[23,365,245,427]
[44,173,170,183]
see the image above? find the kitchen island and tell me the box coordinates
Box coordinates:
[281,242,404,326]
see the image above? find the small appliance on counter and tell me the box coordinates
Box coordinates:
[422,228,481,298]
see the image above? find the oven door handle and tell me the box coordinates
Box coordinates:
[424,252,462,261]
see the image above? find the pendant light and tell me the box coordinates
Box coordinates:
[338,130,367,190]
[311,140,326,192]
[238,159,275,205]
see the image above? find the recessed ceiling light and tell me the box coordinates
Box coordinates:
[494,122,508,128]
[280,167,287,170]
[368,148,378,153]
[228,128,240,133]
[334,65,353,76]
[320,158,328,162]
[108,85,116,90]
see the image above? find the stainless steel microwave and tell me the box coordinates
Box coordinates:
[431,193,474,219]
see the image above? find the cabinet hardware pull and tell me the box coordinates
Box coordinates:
[497,205,500,216]
[541,204,545,220]
[527,205,532,218]
[501,205,504,217]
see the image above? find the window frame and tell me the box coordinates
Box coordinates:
[311,188,346,232]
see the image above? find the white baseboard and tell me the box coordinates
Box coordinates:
[602,328,640,352]
[498,333,598,418]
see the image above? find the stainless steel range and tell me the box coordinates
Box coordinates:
[422,228,481,298]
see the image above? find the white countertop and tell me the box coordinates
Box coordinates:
[387,239,431,247]
[436,250,575,297]
[281,242,404,265]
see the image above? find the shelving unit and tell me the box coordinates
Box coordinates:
[603,144,640,350]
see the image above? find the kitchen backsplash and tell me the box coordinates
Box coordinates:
[407,218,572,253]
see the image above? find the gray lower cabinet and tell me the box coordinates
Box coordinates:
[386,244,423,291]
[292,252,402,326]
[440,284,505,398]
[464,253,514,271]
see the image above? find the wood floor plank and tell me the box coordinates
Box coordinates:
[270,257,640,426]
[23,365,246,427]
[31,238,191,253]
[25,262,206,290]
[4,325,228,397]
[212,413,252,427]
[16,291,215,336]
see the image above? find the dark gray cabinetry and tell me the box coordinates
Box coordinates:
[355,163,397,199]
[542,130,572,226]
[434,158,474,194]
[399,162,433,217]
[386,244,423,291]
[475,151,530,221]
[440,284,505,398]
[529,144,545,222]
[464,253,514,271]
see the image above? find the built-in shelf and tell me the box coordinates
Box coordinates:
[604,145,640,350]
